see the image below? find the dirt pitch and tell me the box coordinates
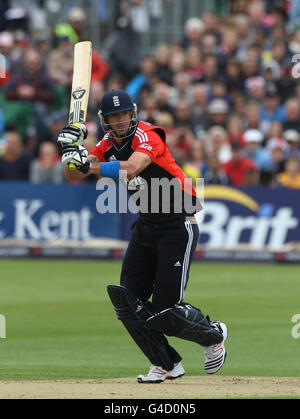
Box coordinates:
[0,376,300,399]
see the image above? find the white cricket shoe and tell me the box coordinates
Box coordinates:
[204,322,227,374]
[166,362,186,380]
[137,362,185,383]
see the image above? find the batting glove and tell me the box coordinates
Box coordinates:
[61,144,90,174]
[58,124,88,147]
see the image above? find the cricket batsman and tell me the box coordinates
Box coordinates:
[58,90,228,383]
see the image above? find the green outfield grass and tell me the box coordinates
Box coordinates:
[0,260,299,380]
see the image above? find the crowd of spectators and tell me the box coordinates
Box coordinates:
[1,0,300,189]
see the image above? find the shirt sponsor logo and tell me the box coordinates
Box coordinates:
[138,144,152,152]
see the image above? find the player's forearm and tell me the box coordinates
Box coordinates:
[120,161,139,178]
[64,157,147,181]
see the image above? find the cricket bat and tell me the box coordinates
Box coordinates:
[68,41,92,170]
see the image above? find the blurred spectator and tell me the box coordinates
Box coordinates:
[35,33,53,66]
[265,137,290,176]
[262,60,281,83]
[45,111,68,144]
[199,53,219,90]
[55,7,86,44]
[259,82,286,134]
[277,154,300,188]
[168,45,186,74]
[231,91,246,115]
[168,127,194,163]
[0,30,14,56]
[226,114,245,147]
[219,28,239,63]
[243,129,271,170]
[288,0,300,27]
[5,47,56,143]
[202,11,220,38]
[12,30,31,64]
[91,49,109,83]
[173,99,194,131]
[247,0,267,30]
[48,35,108,88]
[182,140,207,185]
[283,98,300,131]
[5,47,56,107]
[106,73,126,91]
[294,83,300,103]
[234,14,254,61]
[283,129,300,158]
[266,120,283,142]
[191,83,208,135]
[129,0,150,34]
[0,107,5,134]
[153,82,174,115]
[104,15,142,81]
[0,1,9,32]
[289,28,300,54]
[29,141,64,183]
[47,36,74,88]
[245,76,266,102]
[154,43,173,85]
[201,32,218,56]
[222,141,257,186]
[243,167,261,187]
[138,96,160,125]
[191,83,208,112]
[88,81,105,120]
[169,72,193,107]
[204,154,230,185]
[243,101,262,130]
[67,6,86,41]
[0,128,32,180]
[204,99,229,130]
[3,4,29,33]
[185,45,203,82]
[208,79,232,107]
[126,54,157,102]
[181,17,204,48]
[241,50,260,83]
[205,126,231,164]
[0,31,15,87]
[271,40,290,69]
[156,111,176,138]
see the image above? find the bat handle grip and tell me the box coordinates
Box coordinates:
[68,123,81,171]
[68,140,79,170]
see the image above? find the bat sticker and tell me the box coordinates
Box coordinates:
[72,89,86,100]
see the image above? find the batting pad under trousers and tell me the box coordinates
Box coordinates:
[107,218,223,371]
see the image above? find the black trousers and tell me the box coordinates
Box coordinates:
[120,217,199,313]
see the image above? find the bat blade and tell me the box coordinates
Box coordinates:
[69,40,92,125]
[68,41,92,170]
